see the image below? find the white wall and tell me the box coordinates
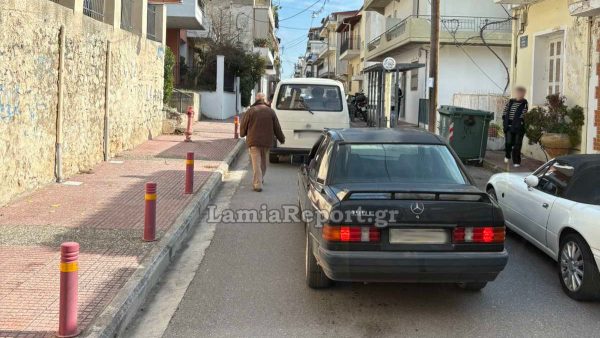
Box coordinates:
[390,45,510,125]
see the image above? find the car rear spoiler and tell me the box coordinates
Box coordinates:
[336,190,490,202]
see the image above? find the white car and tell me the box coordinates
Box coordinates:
[486,155,600,300]
[269,78,350,163]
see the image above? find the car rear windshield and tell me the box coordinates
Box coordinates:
[331,144,467,184]
[276,84,343,112]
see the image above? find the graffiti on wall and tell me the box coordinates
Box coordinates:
[0,84,47,123]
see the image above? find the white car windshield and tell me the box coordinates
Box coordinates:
[276,84,343,112]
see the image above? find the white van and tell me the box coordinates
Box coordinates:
[270,78,350,163]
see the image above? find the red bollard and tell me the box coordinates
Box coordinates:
[233,115,240,139]
[57,242,80,338]
[185,152,194,194]
[185,106,194,142]
[144,182,157,242]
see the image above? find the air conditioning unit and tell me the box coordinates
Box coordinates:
[569,0,600,16]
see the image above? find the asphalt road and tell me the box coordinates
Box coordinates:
[128,152,600,338]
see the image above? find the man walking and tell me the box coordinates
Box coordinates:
[240,93,285,192]
[502,87,529,167]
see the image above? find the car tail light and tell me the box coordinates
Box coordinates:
[323,225,380,243]
[452,227,504,243]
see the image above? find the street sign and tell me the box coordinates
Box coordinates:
[382,57,396,71]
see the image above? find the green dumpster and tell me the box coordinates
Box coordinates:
[438,105,494,165]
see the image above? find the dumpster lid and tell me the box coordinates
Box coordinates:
[438,105,494,118]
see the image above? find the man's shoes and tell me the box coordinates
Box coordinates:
[253,187,263,192]
[504,157,510,164]
[513,164,521,168]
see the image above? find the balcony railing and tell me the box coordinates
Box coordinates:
[368,15,512,51]
[83,0,105,22]
[340,36,361,54]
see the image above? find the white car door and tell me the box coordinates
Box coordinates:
[508,161,562,248]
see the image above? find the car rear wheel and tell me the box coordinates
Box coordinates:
[305,228,332,289]
[558,233,600,301]
[457,282,487,291]
[269,153,279,164]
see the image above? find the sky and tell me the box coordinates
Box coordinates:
[276,0,363,79]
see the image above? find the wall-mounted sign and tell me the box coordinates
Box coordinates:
[520,35,529,49]
[383,57,396,71]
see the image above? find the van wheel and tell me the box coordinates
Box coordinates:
[269,154,279,163]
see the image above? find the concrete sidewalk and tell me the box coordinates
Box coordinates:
[0,120,243,338]
[483,150,545,174]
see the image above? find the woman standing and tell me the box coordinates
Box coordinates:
[502,87,529,167]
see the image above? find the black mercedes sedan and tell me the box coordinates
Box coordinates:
[298,128,508,290]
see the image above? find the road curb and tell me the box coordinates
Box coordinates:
[85,139,246,338]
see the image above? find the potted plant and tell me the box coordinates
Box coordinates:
[523,94,585,158]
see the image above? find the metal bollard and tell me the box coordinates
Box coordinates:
[185,152,194,194]
[57,242,80,338]
[144,182,157,242]
[185,106,194,142]
[233,115,239,139]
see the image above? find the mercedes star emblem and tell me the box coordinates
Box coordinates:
[410,202,425,215]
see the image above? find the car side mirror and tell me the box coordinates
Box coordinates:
[524,175,539,188]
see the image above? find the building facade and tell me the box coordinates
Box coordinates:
[501,0,600,158]
[1,0,168,205]
[364,0,512,127]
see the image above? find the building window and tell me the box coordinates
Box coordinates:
[547,38,563,96]
[121,0,133,32]
[147,5,158,41]
[532,31,565,104]
[83,0,105,22]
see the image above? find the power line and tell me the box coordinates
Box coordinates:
[279,0,323,21]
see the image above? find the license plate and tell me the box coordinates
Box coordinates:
[389,229,449,244]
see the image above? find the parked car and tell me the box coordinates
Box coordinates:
[486,155,600,300]
[298,128,508,290]
[270,78,350,163]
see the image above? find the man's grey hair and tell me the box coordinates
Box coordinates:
[256,92,266,101]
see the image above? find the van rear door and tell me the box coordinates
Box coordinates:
[274,83,349,150]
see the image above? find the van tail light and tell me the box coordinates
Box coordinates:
[323,225,380,243]
[453,227,505,244]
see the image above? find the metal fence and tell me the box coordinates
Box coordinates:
[147,4,158,41]
[83,0,105,22]
[340,36,361,54]
[368,15,512,50]
[121,0,133,31]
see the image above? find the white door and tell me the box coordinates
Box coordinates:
[547,38,563,96]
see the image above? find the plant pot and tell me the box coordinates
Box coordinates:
[540,133,571,158]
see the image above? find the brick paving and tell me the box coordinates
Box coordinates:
[0,120,239,337]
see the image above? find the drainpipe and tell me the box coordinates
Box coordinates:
[55,25,66,183]
[104,41,112,161]
[582,17,593,154]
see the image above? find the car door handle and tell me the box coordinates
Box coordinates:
[542,203,549,209]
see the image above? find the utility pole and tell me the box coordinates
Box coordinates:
[428,0,440,133]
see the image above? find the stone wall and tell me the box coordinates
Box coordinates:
[0,0,164,206]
